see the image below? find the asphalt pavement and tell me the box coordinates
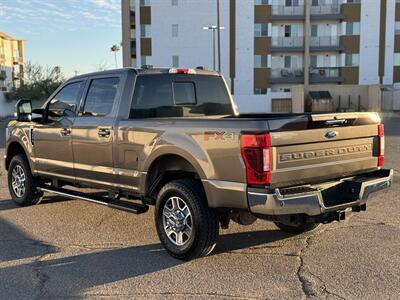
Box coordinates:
[0,116,399,299]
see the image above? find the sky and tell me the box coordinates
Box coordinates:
[0,0,122,78]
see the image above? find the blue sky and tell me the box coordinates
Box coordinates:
[0,0,122,78]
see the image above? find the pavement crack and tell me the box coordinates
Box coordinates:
[296,236,315,298]
[95,210,114,227]
[296,232,346,299]
[32,244,60,300]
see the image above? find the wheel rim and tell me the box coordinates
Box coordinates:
[11,164,26,198]
[162,196,193,246]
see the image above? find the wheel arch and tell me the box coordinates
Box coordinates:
[144,154,206,203]
[5,141,29,171]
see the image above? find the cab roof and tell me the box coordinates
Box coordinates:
[71,67,219,81]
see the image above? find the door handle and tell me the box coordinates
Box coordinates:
[60,128,71,136]
[98,128,111,138]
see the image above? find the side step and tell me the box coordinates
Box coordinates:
[38,186,149,214]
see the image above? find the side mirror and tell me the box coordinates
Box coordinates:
[15,99,32,122]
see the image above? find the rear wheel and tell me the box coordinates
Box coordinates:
[8,154,43,206]
[155,179,219,260]
[274,222,319,234]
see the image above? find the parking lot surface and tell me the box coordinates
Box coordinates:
[0,116,399,299]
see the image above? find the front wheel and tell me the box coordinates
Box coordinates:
[274,222,319,234]
[155,179,219,260]
[8,154,43,206]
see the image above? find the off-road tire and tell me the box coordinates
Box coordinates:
[8,154,43,206]
[274,222,319,234]
[155,179,219,260]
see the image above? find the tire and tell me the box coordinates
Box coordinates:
[155,179,219,260]
[274,222,319,234]
[8,154,43,206]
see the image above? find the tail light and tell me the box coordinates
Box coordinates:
[241,133,271,185]
[378,124,385,167]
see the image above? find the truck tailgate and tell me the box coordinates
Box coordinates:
[269,114,380,188]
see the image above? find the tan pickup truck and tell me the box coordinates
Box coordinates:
[4,67,393,260]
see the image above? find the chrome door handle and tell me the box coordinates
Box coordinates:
[98,128,111,138]
[60,128,71,136]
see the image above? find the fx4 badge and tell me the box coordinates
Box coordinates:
[324,130,338,139]
[204,131,236,141]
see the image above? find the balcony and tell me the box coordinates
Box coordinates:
[270,68,304,84]
[309,67,343,83]
[271,5,304,20]
[310,36,343,51]
[271,37,304,52]
[310,5,344,19]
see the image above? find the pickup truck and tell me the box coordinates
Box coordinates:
[4,67,393,260]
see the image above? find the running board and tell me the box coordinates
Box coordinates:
[38,187,149,214]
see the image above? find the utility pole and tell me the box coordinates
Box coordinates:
[217,0,221,73]
[203,26,225,71]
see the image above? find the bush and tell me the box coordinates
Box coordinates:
[6,61,65,102]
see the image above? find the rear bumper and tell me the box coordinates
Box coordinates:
[248,169,393,217]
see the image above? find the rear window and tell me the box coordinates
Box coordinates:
[129,74,233,118]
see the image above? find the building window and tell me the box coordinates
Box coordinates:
[140,24,151,38]
[171,0,178,5]
[254,88,267,95]
[311,55,338,67]
[345,54,359,67]
[254,55,268,68]
[254,23,268,37]
[285,0,299,6]
[346,22,360,35]
[394,53,400,66]
[172,55,179,67]
[140,0,150,6]
[255,0,268,5]
[172,24,179,37]
[396,22,400,35]
[141,56,152,66]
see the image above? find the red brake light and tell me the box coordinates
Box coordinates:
[378,124,385,167]
[176,68,189,74]
[241,133,271,185]
[169,68,196,74]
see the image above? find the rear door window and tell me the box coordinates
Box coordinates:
[82,77,120,116]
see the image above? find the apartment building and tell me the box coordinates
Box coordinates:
[121,0,400,113]
[0,32,24,92]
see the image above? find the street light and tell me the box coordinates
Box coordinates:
[203,25,225,71]
[110,44,120,68]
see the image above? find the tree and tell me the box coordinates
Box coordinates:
[6,61,65,102]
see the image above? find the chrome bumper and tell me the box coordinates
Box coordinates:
[248,169,393,217]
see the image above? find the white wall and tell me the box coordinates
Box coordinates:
[233,94,271,113]
[233,0,253,96]
[359,0,380,85]
[0,93,15,118]
[384,0,396,85]
[150,0,230,83]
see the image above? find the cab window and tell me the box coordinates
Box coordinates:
[82,77,120,116]
[48,81,84,119]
